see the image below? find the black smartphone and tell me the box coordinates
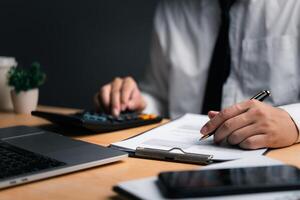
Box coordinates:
[158,165,300,198]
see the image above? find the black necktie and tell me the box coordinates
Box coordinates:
[201,0,236,114]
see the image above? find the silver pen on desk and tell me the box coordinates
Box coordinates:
[199,90,271,141]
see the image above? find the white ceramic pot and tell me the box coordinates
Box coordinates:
[11,88,39,114]
[0,57,17,111]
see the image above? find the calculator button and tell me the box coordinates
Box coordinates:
[123,114,133,121]
[95,116,107,122]
[107,115,114,120]
[138,114,157,120]
[115,116,125,122]
[83,113,106,122]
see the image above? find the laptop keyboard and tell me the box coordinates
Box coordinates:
[0,142,66,180]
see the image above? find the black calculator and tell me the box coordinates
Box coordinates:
[31,111,162,133]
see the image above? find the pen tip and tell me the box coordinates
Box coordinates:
[199,135,208,141]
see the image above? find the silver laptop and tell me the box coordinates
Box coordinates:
[0,126,127,189]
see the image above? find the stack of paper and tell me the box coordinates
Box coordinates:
[112,114,267,161]
[114,156,300,200]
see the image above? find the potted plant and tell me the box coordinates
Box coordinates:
[7,62,46,114]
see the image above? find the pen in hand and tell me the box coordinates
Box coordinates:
[199,90,271,141]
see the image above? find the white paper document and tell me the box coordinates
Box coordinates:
[112,114,266,161]
[114,156,300,200]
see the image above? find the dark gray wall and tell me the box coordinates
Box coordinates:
[0,0,158,109]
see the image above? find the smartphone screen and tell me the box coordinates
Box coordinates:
[158,165,300,198]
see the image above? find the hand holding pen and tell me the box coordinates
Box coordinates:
[199,90,300,149]
[200,90,271,141]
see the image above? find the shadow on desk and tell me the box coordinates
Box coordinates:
[35,124,96,136]
[109,196,124,200]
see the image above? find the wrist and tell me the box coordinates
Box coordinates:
[278,104,300,144]
[288,113,300,144]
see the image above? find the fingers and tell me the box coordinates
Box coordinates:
[127,88,146,111]
[208,111,219,119]
[100,84,111,109]
[111,77,123,116]
[213,111,254,143]
[239,134,268,149]
[95,76,146,116]
[121,77,137,111]
[226,123,261,145]
[201,100,256,135]
[200,99,298,150]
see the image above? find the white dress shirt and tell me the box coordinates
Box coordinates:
[140,0,300,128]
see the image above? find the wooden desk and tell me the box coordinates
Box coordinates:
[1,106,300,200]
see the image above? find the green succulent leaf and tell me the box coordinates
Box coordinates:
[7,62,46,93]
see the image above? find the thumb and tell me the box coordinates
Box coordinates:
[127,89,146,111]
[208,111,219,119]
[127,99,146,111]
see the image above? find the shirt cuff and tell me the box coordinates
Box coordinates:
[141,92,164,115]
[279,103,300,143]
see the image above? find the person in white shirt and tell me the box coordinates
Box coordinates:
[94,0,300,149]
